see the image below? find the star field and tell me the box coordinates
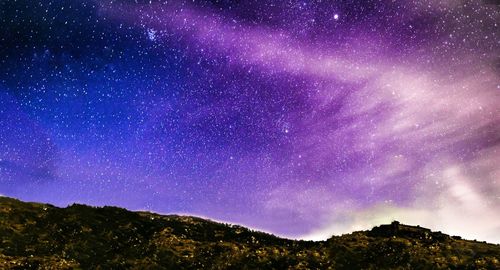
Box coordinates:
[0,0,499,242]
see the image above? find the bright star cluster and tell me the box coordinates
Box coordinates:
[0,0,499,242]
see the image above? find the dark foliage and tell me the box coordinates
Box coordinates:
[0,197,498,269]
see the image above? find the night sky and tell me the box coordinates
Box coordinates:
[1,0,499,242]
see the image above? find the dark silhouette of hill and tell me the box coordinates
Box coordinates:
[0,196,498,269]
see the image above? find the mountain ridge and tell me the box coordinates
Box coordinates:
[1,196,499,269]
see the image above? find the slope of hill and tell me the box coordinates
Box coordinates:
[0,196,498,269]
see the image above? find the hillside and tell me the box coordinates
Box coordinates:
[0,196,498,269]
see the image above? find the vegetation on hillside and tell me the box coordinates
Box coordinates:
[0,197,498,269]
